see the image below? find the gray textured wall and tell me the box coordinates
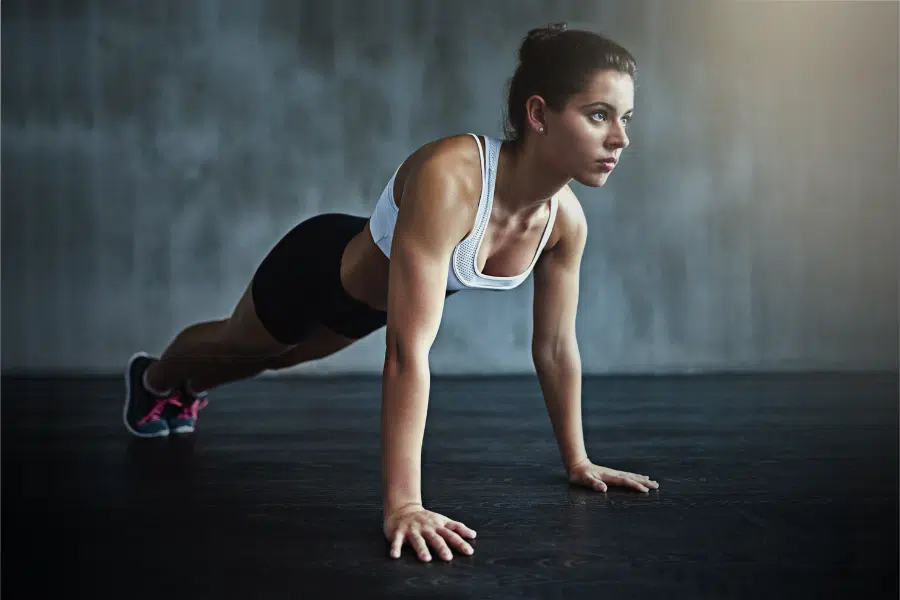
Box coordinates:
[2,0,897,375]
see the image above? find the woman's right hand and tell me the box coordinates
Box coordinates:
[383,503,477,562]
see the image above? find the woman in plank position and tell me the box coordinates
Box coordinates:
[123,22,659,562]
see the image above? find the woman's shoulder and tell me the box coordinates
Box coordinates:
[407,133,485,177]
[393,133,486,211]
[544,185,587,253]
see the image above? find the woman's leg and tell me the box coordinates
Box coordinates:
[123,282,293,438]
[161,324,364,435]
[187,323,359,393]
[164,323,361,435]
[122,213,385,438]
[143,282,292,394]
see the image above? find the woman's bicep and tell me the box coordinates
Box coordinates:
[384,160,471,363]
[384,238,448,363]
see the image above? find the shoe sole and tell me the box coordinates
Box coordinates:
[122,351,170,438]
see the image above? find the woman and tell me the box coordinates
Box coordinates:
[122,22,660,562]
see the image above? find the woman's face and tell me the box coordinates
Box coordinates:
[540,69,634,187]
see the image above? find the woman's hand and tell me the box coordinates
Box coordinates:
[568,460,659,493]
[383,503,477,562]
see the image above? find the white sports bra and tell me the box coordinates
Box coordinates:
[368,134,558,291]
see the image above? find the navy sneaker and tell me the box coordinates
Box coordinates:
[166,389,208,434]
[123,352,182,438]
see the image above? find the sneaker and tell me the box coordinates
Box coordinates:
[122,352,182,438]
[167,390,209,435]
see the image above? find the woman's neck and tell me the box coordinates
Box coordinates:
[494,137,569,215]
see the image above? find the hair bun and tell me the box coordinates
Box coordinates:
[527,22,567,42]
[519,22,568,64]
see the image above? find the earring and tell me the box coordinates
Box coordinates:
[538,126,544,133]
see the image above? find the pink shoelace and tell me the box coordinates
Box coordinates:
[176,397,209,421]
[137,395,182,426]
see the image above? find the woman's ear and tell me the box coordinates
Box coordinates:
[525,95,548,134]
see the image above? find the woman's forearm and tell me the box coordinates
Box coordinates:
[533,347,588,475]
[380,355,431,519]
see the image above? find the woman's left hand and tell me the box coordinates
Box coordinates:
[568,460,659,493]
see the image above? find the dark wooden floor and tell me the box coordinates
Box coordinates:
[2,373,898,599]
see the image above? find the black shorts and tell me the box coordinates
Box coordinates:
[250,213,388,344]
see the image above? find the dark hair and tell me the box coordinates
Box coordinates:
[504,23,637,144]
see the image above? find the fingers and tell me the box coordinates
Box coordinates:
[444,520,477,539]
[588,474,608,492]
[409,530,433,562]
[389,524,477,562]
[390,533,404,559]
[421,529,454,562]
[640,475,659,489]
[625,472,659,490]
[605,472,652,492]
[437,526,475,557]
[390,529,432,561]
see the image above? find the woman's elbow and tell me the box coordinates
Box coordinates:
[532,336,580,367]
[384,328,430,372]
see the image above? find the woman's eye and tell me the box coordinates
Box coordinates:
[591,112,631,127]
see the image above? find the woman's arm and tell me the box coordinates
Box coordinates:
[531,190,661,495]
[380,146,476,519]
[531,190,590,475]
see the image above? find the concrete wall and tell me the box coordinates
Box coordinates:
[2,0,897,375]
